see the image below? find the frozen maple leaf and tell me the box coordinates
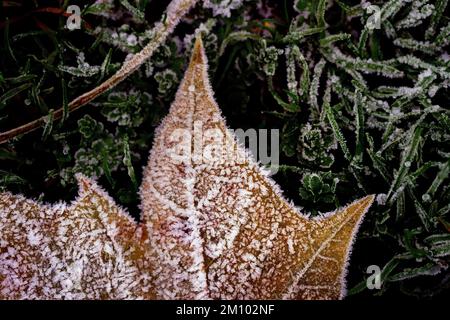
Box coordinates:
[140,37,375,300]
[0,38,374,300]
[0,175,153,299]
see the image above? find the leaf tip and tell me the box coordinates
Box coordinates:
[75,173,94,193]
[191,35,206,66]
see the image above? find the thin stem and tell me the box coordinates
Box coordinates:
[0,0,198,145]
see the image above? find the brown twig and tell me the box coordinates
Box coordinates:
[0,0,199,145]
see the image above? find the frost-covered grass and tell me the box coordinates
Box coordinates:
[0,0,449,298]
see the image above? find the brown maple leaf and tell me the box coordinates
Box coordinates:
[0,175,153,299]
[0,38,374,300]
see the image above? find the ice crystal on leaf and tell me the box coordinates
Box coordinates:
[203,0,244,18]
[59,53,101,78]
[0,38,374,300]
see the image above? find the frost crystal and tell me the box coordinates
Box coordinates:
[203,0,244,18]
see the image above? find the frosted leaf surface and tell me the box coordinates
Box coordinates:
[0,38,374,300]
[0,175,153,299]
[140,38,375,300]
